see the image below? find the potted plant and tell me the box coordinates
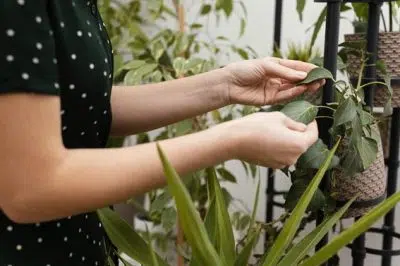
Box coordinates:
[264,56,391,218]
[97,139,400,266]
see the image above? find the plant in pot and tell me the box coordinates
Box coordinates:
[264,55,392,218]
[97,139,400,266]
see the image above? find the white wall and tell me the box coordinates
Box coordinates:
[129,1,400,265]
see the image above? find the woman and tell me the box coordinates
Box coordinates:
[0,1,323,265]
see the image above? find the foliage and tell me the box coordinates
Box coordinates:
[98,0,259,258]
[98,140,400,266]
[273,41,321,63]
[270,44,392,215]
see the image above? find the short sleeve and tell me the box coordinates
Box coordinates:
[0,0,60,95]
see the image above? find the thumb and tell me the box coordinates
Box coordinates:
[303,120,319,146]
[283,116,307,132]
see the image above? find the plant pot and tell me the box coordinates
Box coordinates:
[345,32,400,107]
[329,128,387,218]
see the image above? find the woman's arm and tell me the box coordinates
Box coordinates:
[110,68,230,136]
[109,57,323,137]
[0,93,316,224]
[0,94,232,223]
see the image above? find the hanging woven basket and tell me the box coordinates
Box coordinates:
[329,127,387,218]
[345,32,400,107]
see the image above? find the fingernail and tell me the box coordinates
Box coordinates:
[297,71,307,79]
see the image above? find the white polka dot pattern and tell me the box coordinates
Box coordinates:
[1,1,114,265]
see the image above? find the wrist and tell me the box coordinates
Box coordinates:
[205,67,233,107]
[205,121,242,162]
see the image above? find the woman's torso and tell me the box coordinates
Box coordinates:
[1,1,114,265]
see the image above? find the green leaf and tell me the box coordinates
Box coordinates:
[261,139,341,266]
[333,98,357,127]
[234,229,261,266]
[342,144,364,177]
[356,137,378,170]
[297,67,334,85]
[173,57,186,77]
[217,168,237,183]
[117,60,146,75]
[150,192,172,213]
[206,167,236,265]
[97,208,168,266]
[310,7,327,49]
[383,75,393,116]
[123,69,142,85]
[300,192,400,266]
[248,177,261,235]
[239,18,246,37]
[285,179,326,212]
[161,207,177,232]
[216,0,233,17]
[200,4,212,15]
[298,139,340,170]
[359,110,374,126]
[280,100,318,124]
[156,144,223,266]
[296,0,306,22]
[190,23,203,29]
[279,197,356,266]
[150,40,165,61]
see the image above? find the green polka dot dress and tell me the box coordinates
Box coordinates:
[1,1,116,265]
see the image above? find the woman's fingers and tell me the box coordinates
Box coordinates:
[274,85,308,103]
[270,57,317,72]
[263,58,308,81]
[284,117,307,132]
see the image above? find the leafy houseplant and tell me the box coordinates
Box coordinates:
[97,138,400,266]
[267,60,391,218]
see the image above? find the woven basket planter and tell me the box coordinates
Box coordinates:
[329,128,386,218]
[345,32,400,107]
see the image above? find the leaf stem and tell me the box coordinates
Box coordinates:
[316,116,334,120]
[317,105,336,112]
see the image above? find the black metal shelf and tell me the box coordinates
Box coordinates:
[266,1,400,265]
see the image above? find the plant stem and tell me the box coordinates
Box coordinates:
[317,105,336,112]
[316,116,334,120]
[357,81,388,91]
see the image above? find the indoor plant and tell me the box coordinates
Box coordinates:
[268,58,391,218]
[97,138,400,266]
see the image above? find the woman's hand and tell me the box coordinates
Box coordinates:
[213,112,318,169]
[224,57,324,105]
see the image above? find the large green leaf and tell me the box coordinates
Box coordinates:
[97,208,169,266]
[278,197,355,266]
[297,139,339,170]
[156,144,223,266]
[333,98,357,127]
[205,167,236,265]
[296,0,306,22]
[300,192,400,266]
[297,67,333,85]
[356,137,378,170]
[261,139,341,266]
[280,100,318,124]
